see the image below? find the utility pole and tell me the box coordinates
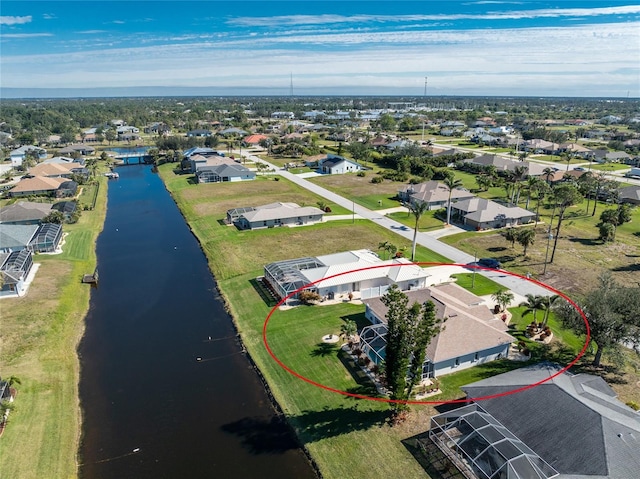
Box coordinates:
[424,76,428,97]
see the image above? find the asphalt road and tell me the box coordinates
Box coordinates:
[243,151,554,299]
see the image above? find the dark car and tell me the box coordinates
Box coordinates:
[477,258,501,269]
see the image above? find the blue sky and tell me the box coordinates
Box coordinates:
[1,1,639,97]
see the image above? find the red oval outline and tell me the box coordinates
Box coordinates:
[262,262,590,404]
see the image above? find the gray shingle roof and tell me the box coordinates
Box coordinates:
[0,224,39,250]
[462,363,640,478]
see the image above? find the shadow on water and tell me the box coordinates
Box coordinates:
[223,406,389,449]
[221,415,302,455]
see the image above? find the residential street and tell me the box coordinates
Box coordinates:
[244,152,554,301]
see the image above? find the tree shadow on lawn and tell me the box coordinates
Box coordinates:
[338,350,380,394]
[487,246,507,252]
[221,407,389,452]
[248,277,278,308]
[402,432,467,479]
[568,237,601,247]
[611,263,640,273]
[340,311,369,330]
[311,342,338,357]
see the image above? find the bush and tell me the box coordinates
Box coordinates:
[298,290,320,304]
[371,176,384,184]
[626,401,640,411]
[356,171,366,177]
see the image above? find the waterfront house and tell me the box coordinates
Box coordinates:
[0,249,33,297]
[59,144,95,157]
[360,283,513,379]
[263,249,430,303]
[195,163,256,183]
[428,363,640,479]
[0,201,53,225]
[226,202,324,230]
[0,223,63,253]
[9,177,78,198]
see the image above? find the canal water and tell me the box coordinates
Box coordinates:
[78,165,316,478]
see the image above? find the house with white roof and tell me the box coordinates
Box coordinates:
[226,202,324,230]
[263,249,431,303]
[360,283,513,379]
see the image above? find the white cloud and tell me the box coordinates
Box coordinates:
[0,15,32,26]
[43,14,57,20]
[227,6,640,27]
[77,30,108,34]
[1,22,638,97]
[2,33,53,39]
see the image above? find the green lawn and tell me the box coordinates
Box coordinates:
[589,162,631,172]
[0,176,107,479]
[387,209,445,231]
[449,273,503,296]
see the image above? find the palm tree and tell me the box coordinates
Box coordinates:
[407,200,430,261]
[340,320,357,343]
[516,228,536,256]
[501,227,518,249]
[540,294,560,328]
[443,176,463,225]
[492,289,514,312]
[520,294,546,324]
[543,167,555,185]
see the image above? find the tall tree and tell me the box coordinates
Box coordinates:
[556,274,640,366]
[407,200,429,261]
[381,286,441,411]
[540,294,561,328]
[549,184,583,263]
[520,294,546,324]
[443,176,463,225]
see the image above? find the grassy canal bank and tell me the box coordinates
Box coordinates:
[156,164,528,478]
[0,177,107,478]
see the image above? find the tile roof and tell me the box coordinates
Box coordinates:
[362,282,513,363]
[9,176,68,194]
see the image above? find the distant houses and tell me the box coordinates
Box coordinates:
[10,146,47,167]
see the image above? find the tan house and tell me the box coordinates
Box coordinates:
[451,198,535,230]
[9,177,78,198]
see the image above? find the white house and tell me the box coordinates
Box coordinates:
[227,202,324,230]
[263,249,431,302]
[10,146,47,167]
[318,155,363,174]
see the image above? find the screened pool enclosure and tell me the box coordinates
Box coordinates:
[429,404,558,479]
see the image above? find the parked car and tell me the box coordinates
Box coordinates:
[477,258,501,269]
